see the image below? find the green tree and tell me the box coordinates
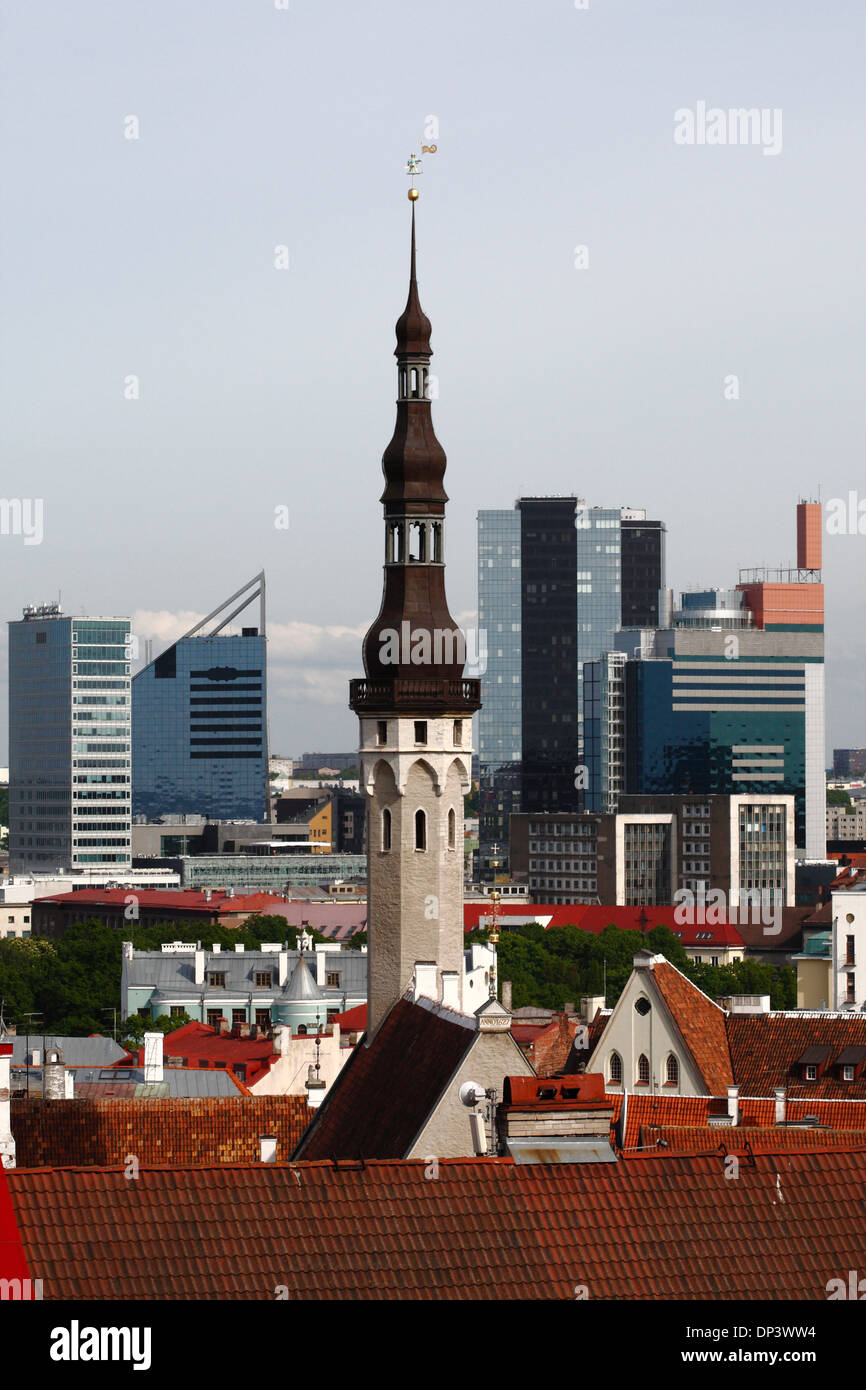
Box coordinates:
[828,789,852,809]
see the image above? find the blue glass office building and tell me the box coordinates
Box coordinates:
[132,578,268,823]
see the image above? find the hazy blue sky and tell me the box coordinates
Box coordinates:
[1,0,863,759]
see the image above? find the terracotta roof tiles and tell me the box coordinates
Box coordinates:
[7,1149,866,1300]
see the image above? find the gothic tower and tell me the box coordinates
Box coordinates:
[350,202,481,1038]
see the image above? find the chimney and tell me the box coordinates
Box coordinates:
[234,943,244,953]
[259,1136,277,1163]
[413,961,437,1003]
[273,1025,291,1057]
[143,1032,164,1084]
[194,949,205,985]
[43,1047,67,1101]
[0,1044,15,1169]
[727,1085,739,1126]
[501,980,513,1011]
[440,972,460,1011]
[278,950,289,988]
[774,1086,786,1125]
[212,943,221,953]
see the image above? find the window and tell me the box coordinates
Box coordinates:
[805,1064,817,1081]
[414,720,427,744]
[448,807,456,849]
[847,935,856,966]
[208,972,226,988]
[666,1054,679,1086]
[255,1010,270,1030]
[326,971,341,988]
[377,720,387,745]
[169,1007,184,1019]
[232,1009,246,1026]
[637,1054,650,1085]
[847,975,856,1003]
[254,972,272,988]
[634,996,651,1016]
[206,1009,222,1029]
[382,807,392,851]
[609,1052,622,1085]
[415,808,427,851]
[843,1065,855,1082]
[453,719,463,745]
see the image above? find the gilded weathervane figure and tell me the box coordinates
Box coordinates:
[405,141,437,200]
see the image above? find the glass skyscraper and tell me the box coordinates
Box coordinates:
[8,604,132,872]
[477,499,665,874]
[132,576,268,823]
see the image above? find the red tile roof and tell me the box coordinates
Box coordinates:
[10,1095,311,1168]
[7,1149,866,1299]
[607,1090,866,1150]
[464,903,745,947]
[141,1021,277,1085]
[650,961,734,1094]
[293,995,477,1160]
[727,1013,866,1099]
[330,1003,367,1033]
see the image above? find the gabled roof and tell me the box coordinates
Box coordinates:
[727,1013,866,1098]
[650,960,734,1094]
[8,1149,866,1300]
[293,994,476,1160]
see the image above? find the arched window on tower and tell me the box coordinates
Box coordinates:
[665,1053,679,1086]
[637,1054,650,1085]
[400,369,408,398]
[448,807,456,849]
[388,522,403,564]
[408,522,426,562]
[414,808,427,851]
[382,807,392,852]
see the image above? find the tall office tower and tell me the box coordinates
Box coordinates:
[8,603,132,873]
[349,204,480,1037]
[132,575,268,823]
[833,749,866,779]
[620,516,666,628]
[618,503,825,857]
[477,499,665,874]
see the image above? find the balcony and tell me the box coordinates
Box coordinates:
[350,677,481,715]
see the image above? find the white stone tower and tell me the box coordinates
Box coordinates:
[349,202,481,1037]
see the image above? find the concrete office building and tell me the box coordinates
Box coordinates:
[8,603,132,873]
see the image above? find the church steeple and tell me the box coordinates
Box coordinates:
[352,204,481,707]
[350,186,480,1038]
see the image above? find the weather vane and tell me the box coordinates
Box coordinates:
[405,140,437,200]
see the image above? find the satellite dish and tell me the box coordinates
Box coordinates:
[459,1081,485,1109]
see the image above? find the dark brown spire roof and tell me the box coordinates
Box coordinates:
[394,204,432,358]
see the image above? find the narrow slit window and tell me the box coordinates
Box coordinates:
[448,807,456,849]
[415,809,426,851]
[382,807,392,852]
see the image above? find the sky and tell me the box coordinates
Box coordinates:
[1,0,863,760]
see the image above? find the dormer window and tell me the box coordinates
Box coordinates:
[208,972,226,989]
[805,1065,817,1082]
[843,1065,855,1082]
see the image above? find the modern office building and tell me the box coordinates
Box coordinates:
[8,603,132,873]
[834,750,866,779]
[132,575,269,824]
[478,499,665,874]
[509,793,796,908]
[623,507,824,857]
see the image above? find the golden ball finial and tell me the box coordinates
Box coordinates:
[408,186,419,201]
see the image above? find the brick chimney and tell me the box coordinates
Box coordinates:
[413,961,437,1003]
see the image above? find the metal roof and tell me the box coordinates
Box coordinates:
[126,947,367,998]
[3,1036,127,1067]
